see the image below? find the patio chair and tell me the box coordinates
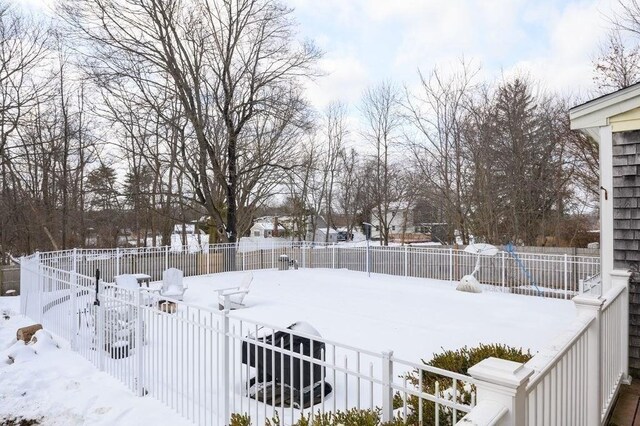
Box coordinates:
[218,272,253,310]
[159,268,187,301]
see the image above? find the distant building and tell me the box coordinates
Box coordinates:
[249,215,342,243]
[370,201,448,243]
[250,218,287,238]
[173,223,200,235]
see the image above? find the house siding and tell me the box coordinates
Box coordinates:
[630,275,640,377]
[613,130,640,269]
[613,130,640,378]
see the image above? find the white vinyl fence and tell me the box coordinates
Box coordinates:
[19,242,616,426]
[33,242,601,299]
[20,251,477,425]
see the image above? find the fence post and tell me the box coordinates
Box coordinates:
[404,245,408,277]
[449,248,453,282]
[381,350,394,422]
[463,357,534,426]
[574,294,604,426]
[564,254,569,300]
[116,247,121,277]
[37,263,43,323]
[242,251,246,271]
[135,288,144,396]
[96,279,105,372]
[302,242,306,268]
[70,250,78,349]
[222,295,231,423]
[206,244,211,275]
[501,251,506,290]
[366,240,371,277]
[165,245,169,270]
[19,256,24,315]
[332,244,336,269]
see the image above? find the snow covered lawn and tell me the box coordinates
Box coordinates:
[184,268,576,361]
[2,268,576,425]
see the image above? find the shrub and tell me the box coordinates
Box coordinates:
[230,413,251,426]
[231,344,532,426]
[232,409,405,426]
[395,343,532,426]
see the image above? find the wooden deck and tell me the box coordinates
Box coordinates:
[609,382,640,426]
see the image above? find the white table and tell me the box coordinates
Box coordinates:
[115,273,152,287]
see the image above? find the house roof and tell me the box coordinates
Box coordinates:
[317,227,339,235]
[570,82,640,141]
[251,222,285,231]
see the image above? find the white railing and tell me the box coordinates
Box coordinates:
[461,277,629,426]
[524,314,592,425]
[600,284,628,421]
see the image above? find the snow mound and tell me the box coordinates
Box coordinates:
[30,330,59,353]
[3,341,36,365]
[456,275,482,293]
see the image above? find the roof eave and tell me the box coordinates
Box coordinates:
[569,83,640,140]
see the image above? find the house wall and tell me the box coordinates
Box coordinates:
[613,130,640,270]
[613,130,640,378]
[371,208,414,238]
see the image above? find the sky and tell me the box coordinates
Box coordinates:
[286,0,621,109]
[18,0,622,111]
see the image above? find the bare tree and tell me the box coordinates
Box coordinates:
[404,61,479,244]
[593,29,640,93]
[360,81,403,246]
[61,0,320,248]
[335,148,366,239]
[0,3,50,259]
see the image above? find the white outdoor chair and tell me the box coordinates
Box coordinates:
[159,268,187,301]
[217,273,253,310]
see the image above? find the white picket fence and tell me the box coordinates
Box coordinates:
[19,242,624,426]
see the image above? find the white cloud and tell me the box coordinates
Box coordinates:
[303,54,370,109]
[290,0,622,102]
[502,0,619,94]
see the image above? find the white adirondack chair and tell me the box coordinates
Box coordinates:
[217,273,253,310]
[160,268,187,301]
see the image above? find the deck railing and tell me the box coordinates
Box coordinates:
[461,275,629,426]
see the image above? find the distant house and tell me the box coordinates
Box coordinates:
[370,201,447,243]
[250,218,286,238]
[173,223,199,235]
[249,215,344,243]
[312,226,339,243]
[306,216,341,243]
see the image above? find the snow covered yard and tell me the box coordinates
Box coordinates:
[185,268,576,362]
[4,268,577,425]
[0,296,191,426]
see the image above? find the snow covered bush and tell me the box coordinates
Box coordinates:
[395,343,532,426]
